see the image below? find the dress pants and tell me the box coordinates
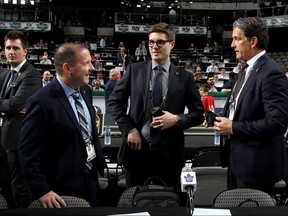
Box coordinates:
[0,149,32,208]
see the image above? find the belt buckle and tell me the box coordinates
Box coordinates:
[149,143,159,151]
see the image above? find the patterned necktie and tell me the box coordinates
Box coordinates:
[232,63,248,101]
[72,91,89,140]
[153,66,163,107]
[4,70,17,95]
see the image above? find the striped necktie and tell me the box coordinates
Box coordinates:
[72,91,89,140]
[4,70,17,95]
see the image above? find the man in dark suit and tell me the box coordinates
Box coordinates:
[104,68,121,113]
[0,31,41,208]
[19,43,106,207]
[107,23,203,189]
[213,17,288,195]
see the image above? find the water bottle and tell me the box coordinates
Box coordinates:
[104,125,111,145]
[214,130,220,145]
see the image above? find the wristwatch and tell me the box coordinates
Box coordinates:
[176,115,182,127]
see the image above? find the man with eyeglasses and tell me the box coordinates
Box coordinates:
[107,23,203,190]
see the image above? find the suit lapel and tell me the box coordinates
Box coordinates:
[1,69,11,97]
[51,79,82,133]
[236,55,266,112]
[141,61,152,115]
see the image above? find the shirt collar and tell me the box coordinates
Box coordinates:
[56,75,80,98]
[152,59,170,72]
[11,59,27,73]
[246,50,266,69]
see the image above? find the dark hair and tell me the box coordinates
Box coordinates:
[54,42,88,73]
[233,17,269,50]
[4,31,28,49]
[148,22,176,42]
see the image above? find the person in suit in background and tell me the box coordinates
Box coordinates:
[107,22,203,189]
[0,30,42,208]
[104,68,121,113]
[213,17,288,195]
[117,47,129,73]
[19,42,106,208]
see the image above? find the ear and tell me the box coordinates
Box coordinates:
[170,41,175,49]
[250,36,258,48]
[63,63,71,74]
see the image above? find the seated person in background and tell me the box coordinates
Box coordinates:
[188,42,197,52]
[92,79,104,91]
[206,76,218,92]
[204,42,213,53]
[94,59,103,71]
[135,42,147,62]
[195,66,202,74]
[221,72,236,92]
[233,62,242,73]
[96,71,108,88]
[217,68,226,79]
[42,70,51,87]
[184,58,193,72]
[206,59,219,73]
[198,84,216,112]
[40,55,52,65]
[194,73,201,89]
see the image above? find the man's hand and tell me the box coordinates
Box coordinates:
[127,128,142,150]
[213,116,233,135]
[38,191,67,208]
[150,111,178,131]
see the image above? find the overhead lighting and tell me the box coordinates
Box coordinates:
[30,0,34,4]
[146,4,150,8]
[175,0,178,2]
[136,3,141,7]
[4,0,9,3]
[12,0,17,4]
[21,0,25,4]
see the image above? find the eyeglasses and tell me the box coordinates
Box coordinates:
[148,40,171,47]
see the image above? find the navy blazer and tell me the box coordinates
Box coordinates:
[107,60,204,174]
[221,54,288,184]
[19,78,106,201]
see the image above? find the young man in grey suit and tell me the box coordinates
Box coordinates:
[107,23,204,189]
[213,17,288,195]
[0,31,42,208]
[19,43,106,207]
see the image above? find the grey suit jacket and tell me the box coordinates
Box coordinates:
[107,60,204,172]
[0,61,41,151]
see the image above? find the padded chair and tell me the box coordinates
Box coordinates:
[0,193,8,209]
[192,166,227,207]
[28,196,91,208]
[213,188,276,208]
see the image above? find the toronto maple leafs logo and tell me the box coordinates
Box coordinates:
[184,173,194,182]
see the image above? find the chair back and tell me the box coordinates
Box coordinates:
[191,148,221,167]
[28,196,91,208]
[213,188,276,208]
[192,166,227,207]
[0,194,8,209]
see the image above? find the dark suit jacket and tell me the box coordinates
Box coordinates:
[0,61,41,151]
[19,79,106,203]
[221,53,288,184]
[107,60,204,175]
